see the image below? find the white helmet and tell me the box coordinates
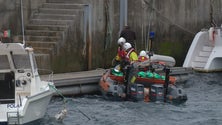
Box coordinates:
[123,42,132,50]
[117,37,126,45]
[139,50,147,57]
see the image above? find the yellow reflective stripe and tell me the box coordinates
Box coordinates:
[130,52,138,61]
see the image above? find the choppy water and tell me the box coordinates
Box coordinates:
[29,72,222,125]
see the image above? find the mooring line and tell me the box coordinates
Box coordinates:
[48,84,91,121]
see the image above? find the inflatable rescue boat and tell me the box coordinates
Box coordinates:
[99,63,187,104]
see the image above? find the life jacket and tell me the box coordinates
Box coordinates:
[115,47,126,61]
[138,56,148,62]
[117,47,126,59]
[125,48,138,62]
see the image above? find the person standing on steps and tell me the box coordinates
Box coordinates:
[120,25,136,48]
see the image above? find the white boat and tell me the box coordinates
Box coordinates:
[139,51,176,67]
[0,42,55,124]
[183,27,222,72]
[149,53,176,67]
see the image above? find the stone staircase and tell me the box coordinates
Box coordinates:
[23,0,89,70]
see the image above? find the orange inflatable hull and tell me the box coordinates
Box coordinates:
[100,69,176,91]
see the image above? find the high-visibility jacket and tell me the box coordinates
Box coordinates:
[115,47,126,61]
[125,48,138,62]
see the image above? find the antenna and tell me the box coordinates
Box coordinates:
[21,0,25,46]
[146,0,154,51]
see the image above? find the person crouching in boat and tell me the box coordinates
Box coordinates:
[113,37,127,66]
[120,42,138,74]
[138,50,148,62]
[122,42,138,100]
[123,42,139,84]
[138,50,149,71]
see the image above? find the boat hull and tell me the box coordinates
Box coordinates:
[183,27,222,72]
[0,90,53,124]
[99,69,187,104]
[18,90,53,124]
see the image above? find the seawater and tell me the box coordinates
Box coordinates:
[28,72,222,125]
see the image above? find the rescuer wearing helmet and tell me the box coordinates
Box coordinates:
[123,42,138,63]
[117,37,126,45]
[113,37,126,66]
[138,50,148,62]
[122,42,138,100]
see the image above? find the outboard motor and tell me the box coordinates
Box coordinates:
[167,85,188,104]
[130,84,144,101]
[150,84,164,102]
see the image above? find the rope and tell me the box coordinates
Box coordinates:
[48,84,91,121]
[48,84,67,103]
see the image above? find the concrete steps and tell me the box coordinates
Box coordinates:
[35,54,51,69]
[30,19,74,25]
[34,47,54,55]
[21,0,87,70]
[42,3,85,9]
[39,8,82,15]
[18,35,61,42]
[26,24,68,31]
[46,0,89,3]
[26,41,57,48]
[25,30,63,36]
[33,13,76,20]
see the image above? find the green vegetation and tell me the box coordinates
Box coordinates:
[156,41,188,66]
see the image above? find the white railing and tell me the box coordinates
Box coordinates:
[37,69,54,82]
[7,111,20,124]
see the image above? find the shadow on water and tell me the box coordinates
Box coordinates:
[28,72,222,125]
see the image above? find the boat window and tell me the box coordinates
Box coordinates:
[13,54,31,69]
[0,55,10,69]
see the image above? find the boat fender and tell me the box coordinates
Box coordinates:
[102,70,109,82]
[168,95,173,101]
[144,88,150,102]
[209,27,215,42]
[99,80,110,91]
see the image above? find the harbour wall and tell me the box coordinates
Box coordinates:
[0,0,222,73]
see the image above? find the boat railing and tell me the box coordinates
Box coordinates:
[38,69,54,82]
[7,111,20,125]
